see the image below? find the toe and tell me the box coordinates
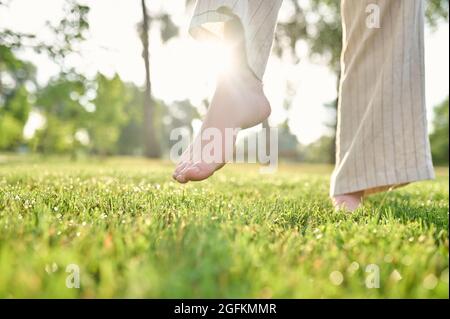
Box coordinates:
[175,163,193,184]
[184,163,214,182]
[173,162,189,179]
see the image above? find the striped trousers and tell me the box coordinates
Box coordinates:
[189,0,435,196]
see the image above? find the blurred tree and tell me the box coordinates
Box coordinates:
[140,0,159,158]
[426,0,449,29]
[277,120,301,160]
[88,74,130,155]
[32,115,77,154]
[157,99,200,155]
[1,0,89,69]
[429,97,449,165]
[300,135,334,164]
[139,0,179,158]
[0,112,23,149]
[32,73,87,154]
[276,0,448,72]
[1,0,90,153]
[0,45,35,150]
[117,84,145,156]
[274,0,342,164]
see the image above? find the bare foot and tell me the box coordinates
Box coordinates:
[173,67,271,183]
[332,191,364,212]
[173,18,271,184]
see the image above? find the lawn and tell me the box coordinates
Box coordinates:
[0,156,448,298]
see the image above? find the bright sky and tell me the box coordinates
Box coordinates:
[1,0,448,144]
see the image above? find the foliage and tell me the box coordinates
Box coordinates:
[276,0,449,73]
[88,74,130,155]
[32,73,87,154]
[275,0,342,72]
[426,0,449,29]
[117,85,145,156]
[301,135,335,164]
[0,45,34,149]
[0,0,90,69]
[31,115,77,154]
[0,113,23,149]
[430,97,449,165]
[277,120,301,160]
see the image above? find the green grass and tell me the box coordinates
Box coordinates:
[0,156,448,298]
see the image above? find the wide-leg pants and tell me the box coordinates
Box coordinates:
[189,0,435,196]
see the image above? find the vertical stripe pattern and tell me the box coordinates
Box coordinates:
[331,0,435,196]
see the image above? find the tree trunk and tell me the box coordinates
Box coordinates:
[141,0,160,158]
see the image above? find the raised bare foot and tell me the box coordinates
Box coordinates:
[331,191,364,212]
[172,67,271,183]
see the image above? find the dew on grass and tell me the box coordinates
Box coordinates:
[390,269,402,282]
[423,274,438,290]
[329,271,344,286]
[347,261,360,274]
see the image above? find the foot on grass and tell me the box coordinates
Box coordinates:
[172,68,271,184]
[331,191,364,212]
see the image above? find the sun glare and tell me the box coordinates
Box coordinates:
[197,39,235,77]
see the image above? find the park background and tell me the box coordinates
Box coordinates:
[1,0,448,163]
[0,0,449,298]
